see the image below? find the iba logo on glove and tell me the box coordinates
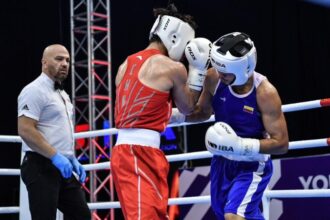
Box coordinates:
[207,141,234,152]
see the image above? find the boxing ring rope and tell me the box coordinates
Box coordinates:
[1,136,329,176]
[0,98,330,216]
[4,189,330,213]
[1,98,330,143]
[64,189,330,210]
[2,189,330,213]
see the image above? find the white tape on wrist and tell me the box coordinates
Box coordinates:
[239,138,260,156]
[187,67,207,91]
[170,108,186,124]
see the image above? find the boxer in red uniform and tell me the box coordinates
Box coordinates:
[111,5,211,220]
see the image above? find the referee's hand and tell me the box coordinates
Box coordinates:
[68,156,86,183]
[51,152,73,179]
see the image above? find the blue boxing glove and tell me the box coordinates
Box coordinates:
[68,156,86,183]
[51,152,73,179]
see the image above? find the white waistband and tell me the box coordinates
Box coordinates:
[115,128,161,148]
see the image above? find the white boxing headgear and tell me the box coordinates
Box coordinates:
[210,32,257,86]
[149,15,195,61]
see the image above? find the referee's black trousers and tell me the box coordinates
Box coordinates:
[21,152,91,220]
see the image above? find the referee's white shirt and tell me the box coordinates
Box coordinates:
[18,73,75,156]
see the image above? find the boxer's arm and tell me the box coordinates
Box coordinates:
[185,75,214,122]
[18,116,57,158]
[257,80,289,154]
[185,68,217,122]
[170,68,216,123]
[18,116,73,179]
[205,81,289,156]
[115,60,127,86]
[171,38,212,115]
[171,63,200,115]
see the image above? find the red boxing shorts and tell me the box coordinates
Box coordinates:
[111,144,169,220]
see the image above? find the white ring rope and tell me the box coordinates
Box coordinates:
[2,189,330,213]
[281,98,330,112]
[1,98,329,143]
[264,189,330,198]
[87,189,330,210]
[86,189,330,209]
[288,138,330,150]
[1,137,329,175]
[0,169,20,175]
[0,207,20,214]
[0,98,329,214]
[0,135,22,143]
[1,137,329,176]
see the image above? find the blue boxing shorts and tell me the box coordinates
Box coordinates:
[210,155,273,220]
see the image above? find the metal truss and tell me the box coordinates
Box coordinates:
[70,0,114,219]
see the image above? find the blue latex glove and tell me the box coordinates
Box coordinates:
[68,156,86,183]
[51,152,73,179]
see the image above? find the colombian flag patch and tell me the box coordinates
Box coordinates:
[243,105,254,114]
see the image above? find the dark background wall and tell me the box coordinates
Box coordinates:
[0,1,71,218]
[0,0,329,219]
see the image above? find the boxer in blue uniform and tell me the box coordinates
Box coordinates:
[171,32,289,220]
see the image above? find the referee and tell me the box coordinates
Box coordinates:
[17,44,91,220]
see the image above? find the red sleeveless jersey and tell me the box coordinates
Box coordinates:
[115,49,172,132]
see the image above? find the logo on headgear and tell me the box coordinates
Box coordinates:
[163,18,170,31]
[212,58,226,69]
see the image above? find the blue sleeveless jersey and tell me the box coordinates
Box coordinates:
[210,73,271,219]
[212,73,265,139]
